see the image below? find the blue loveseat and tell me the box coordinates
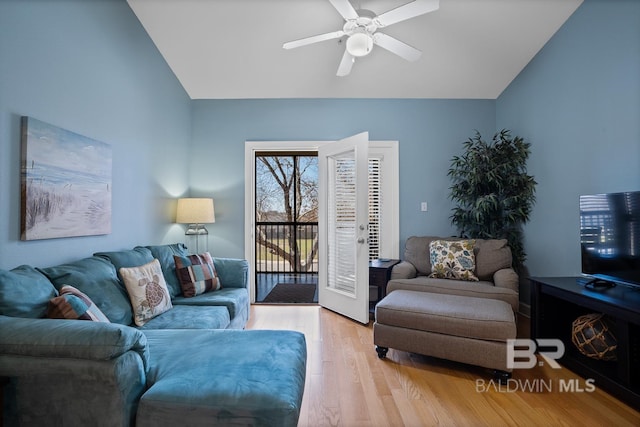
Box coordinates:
[0,243,307,426]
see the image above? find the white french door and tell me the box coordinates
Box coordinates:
[318,132,370,324]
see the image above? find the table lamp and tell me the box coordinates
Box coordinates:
[176,198,215,253]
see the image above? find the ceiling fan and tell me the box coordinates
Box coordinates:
[283,0,440,76]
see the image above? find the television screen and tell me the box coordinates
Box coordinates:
[580,191,640,287]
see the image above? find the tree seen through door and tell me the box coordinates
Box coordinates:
[255,154,319,278]
[254,151,384,303]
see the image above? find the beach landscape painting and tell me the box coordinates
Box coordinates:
[21,117,112,240]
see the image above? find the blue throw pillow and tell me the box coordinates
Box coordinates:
[0,265,56,318]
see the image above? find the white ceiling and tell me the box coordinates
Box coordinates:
[127,0,583,100]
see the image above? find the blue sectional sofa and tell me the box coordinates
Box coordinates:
[0,243,307,426]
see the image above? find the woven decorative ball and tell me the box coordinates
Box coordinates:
[571,313,617,361]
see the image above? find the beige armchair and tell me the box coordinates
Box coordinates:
[374,236,519,380]
[387,236,520,312]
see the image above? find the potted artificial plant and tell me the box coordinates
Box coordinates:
[448,129,537,270]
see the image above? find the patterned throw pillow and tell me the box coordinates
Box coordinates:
[47,285,110,322]
[428,239,479,281]
[119,259,173,326]
[174,252,221,297]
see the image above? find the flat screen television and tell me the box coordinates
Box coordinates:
[580,191,640,288]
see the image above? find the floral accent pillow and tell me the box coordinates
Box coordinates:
[428,240,479,281]
[174,252,221,297]
[119,259,172,326]
[47,285,110,322]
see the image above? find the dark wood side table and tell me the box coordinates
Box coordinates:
[369,259,401,313]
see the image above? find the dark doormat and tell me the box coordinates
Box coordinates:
[262,283,317,303]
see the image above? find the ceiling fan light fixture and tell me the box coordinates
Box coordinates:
[346,32,373,57]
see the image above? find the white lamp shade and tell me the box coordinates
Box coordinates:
[346,33,373,57]
[176,198,215,224]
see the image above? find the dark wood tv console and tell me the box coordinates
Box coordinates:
[530,277,640,409]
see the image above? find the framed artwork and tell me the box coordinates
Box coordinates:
[20,117,112,240]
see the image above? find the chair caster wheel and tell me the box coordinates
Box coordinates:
[494,370,512,385]
[376,346,388,359]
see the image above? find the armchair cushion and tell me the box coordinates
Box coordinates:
[387,277,519,312]
[474,239,512,281]
[389,236,519,312]
[493,267,520,293]
[389,261,417,280]
[428,239,479,281]
[403,236,513,279]
[404,236,436,276]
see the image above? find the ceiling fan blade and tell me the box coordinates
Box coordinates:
[336,49,355,76]
[328,0,359,21]
[283,30,345,50]
[373,33,422,62]
[375,0,439,27]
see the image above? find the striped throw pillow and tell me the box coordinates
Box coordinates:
[47,285,110,322]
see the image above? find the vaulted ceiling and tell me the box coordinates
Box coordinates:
[127,0,583,99]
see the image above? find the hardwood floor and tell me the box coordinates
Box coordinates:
[246,305,640,427]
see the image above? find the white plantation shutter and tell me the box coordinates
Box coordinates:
[368,157,381,260]
[318,132,377,324]
[627,192,640,257]
[580,194,613,254]
[328,156,357,294]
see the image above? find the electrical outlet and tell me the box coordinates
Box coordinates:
[421,202,428,212]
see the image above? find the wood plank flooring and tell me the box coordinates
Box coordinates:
[246,305,640,427]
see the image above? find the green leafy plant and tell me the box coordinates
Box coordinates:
[448,129,537,270]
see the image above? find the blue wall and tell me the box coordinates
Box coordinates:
[2,0,637,310]
[191,99,495,258]
[497,0,640,301]
[0,0,191,269]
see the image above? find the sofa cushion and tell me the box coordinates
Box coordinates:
[211,257,250,289]
[47,285,110,322]
[94,247,154,284]
[142,243,189,298]
[0,315,149,370]
[0,265,56,318]
[428,239,479,281]
[174,252,221,297]
[137,305,230,330]
[120,259,173,327]
[172,287,248,321]
[138,329,306,427]
[39,257,134,325]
